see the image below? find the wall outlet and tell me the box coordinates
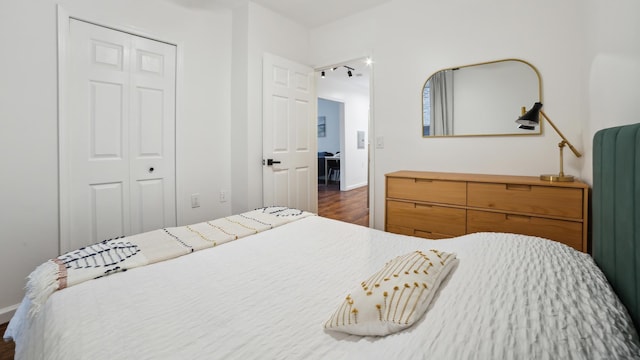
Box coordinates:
[219,190,227,203]
[191,193,200,208]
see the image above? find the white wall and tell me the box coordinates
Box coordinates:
[580,0,640,184]
[317,76,369,190]
[230,2,251,215]
[317,98,341,154]
[0,0,232,322]
[310,0,585,230]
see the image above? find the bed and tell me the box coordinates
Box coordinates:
[4,123,640,359]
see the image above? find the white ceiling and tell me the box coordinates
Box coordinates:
[173,0,390,28]
[251,0,390,28]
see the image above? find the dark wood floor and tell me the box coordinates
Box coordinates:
[318,184,369,226]
[0,185,368,359]
[0,321,14,360]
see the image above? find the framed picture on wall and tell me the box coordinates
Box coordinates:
[318,116,326,137]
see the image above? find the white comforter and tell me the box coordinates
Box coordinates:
[6,216,640,359]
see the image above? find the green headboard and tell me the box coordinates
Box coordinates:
[593,122,640,331]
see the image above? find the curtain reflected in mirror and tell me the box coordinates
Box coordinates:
[422,59,542,137]
[428,70,454,136]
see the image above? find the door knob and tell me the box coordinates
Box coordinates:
[265,159,281,166]
[149,167,155,173]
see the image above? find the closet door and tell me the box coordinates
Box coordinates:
[128,32,176,237]
[62,19,176,253]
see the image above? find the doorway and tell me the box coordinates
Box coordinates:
[317,98,343,187]
[316,58,371,226]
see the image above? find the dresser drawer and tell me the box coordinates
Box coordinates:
[386,200,466,237]
[387,177,466,205]
[385,225,452,240]
[467,210,583,250]
[467,182,583,219]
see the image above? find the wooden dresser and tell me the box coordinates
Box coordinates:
[385,171,589,252]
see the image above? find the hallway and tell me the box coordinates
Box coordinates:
[317,185,369,226]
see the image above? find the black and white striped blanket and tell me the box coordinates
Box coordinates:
[26,207,313,317]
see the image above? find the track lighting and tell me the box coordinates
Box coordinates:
[319,65,356,79]
[344,65,354,77]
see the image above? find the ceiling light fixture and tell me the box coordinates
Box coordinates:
[320,65,357,79]
[344,65,354,77]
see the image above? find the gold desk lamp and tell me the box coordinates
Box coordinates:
[516,102,582,182]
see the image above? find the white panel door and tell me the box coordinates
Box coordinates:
[129,35,176,236]
[263,53,317,212]
[62,19,176,253]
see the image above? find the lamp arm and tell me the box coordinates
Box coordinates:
[539,110,582,158]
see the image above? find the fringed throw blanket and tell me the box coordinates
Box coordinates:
[26,207,313,317]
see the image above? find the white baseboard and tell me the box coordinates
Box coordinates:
[0,304,19,325]
[344,182,368,191]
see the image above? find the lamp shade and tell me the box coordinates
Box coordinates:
[516,102,543,126]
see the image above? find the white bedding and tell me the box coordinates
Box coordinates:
[5,216,640,359]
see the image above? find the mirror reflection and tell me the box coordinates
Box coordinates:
[422,59,541,137]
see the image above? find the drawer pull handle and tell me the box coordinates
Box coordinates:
[416,204,433,209]
[506,214,531,221]
[415,179,433,183]
[506,184,531,191]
